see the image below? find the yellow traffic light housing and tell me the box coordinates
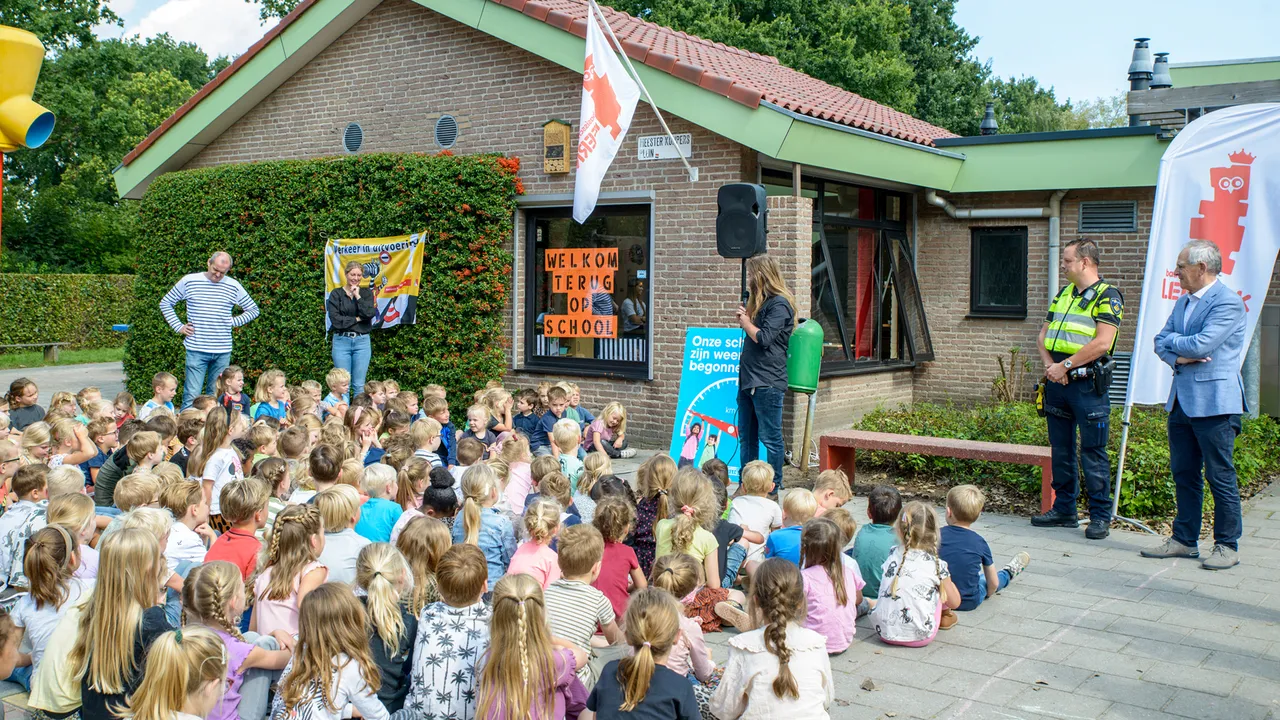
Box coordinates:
[0,25,55,152]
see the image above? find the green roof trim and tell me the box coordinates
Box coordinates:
[112,0,1168,200]
[1169,57,1280,88]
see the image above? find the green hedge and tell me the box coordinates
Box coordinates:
[854,402,1280,522]
[0,274,134,350]
[125,152,520,405]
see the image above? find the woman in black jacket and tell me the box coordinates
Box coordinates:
[327,261,377,396]
[735,254,795,494]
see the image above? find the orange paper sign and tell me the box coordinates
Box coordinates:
[544,248,618,338]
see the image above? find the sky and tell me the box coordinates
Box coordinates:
[99,0,1280,105]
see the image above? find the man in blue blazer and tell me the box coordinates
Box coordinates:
[1142,240,1247,570]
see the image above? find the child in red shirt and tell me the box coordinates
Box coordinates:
[591,495,646,620]
[206,478,270,581]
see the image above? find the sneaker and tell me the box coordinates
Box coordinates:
[715,601,753,632]
[1200,544,1239,570]
[1139,537,1200,559]
[939,608,959,630]
[619,448,638,459]
[1085,521,1110,540]
[1003,551,1031,579]
[1030,510,1079,528]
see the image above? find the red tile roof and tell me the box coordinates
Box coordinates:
[508,0,957,146]
[122,0,954,167]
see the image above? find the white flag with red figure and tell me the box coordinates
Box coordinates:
[573,2,640,223]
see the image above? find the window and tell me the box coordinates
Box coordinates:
[762,168,933,372]
[524,204,650,378]
[969,227,1028,318]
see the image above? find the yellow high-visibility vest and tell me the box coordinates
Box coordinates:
[1044,281,1119,355]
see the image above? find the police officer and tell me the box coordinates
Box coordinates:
[1033,238,1123,539]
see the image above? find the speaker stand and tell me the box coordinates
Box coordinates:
[740,258,748,306]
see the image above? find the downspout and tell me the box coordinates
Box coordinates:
[925,189,1069,304]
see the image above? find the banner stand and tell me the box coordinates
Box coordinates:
[1110,403,1159,535]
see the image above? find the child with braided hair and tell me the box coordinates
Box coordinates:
[119,626,228,720]
[506,497,562,589]
[477,573,588,720]
[649,554,721,716]
[252,503,328,637]
[586,587,698,719]
[182,561,292,720]
[710,559,833,719]
[355,543,417,713]
[871,500,961,647]
[395,516,451,616]
[631,455,676,576]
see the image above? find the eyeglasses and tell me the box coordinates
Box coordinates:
[0,458,18,467]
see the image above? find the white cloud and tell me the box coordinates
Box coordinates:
[126,0,267,59]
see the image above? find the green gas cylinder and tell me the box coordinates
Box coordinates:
[787,318,823,393]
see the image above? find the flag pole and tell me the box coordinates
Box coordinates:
[589,0,698,182]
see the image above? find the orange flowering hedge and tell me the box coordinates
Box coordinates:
[125,152,521,405]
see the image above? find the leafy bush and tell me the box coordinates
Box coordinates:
[854,402,1280,521]
[124,152,520,407]
[0,274,134,350]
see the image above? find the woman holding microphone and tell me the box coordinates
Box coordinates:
[735,254,795,495]
[327,261,376,396]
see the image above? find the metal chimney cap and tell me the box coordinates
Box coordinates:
[1151,52,1173,88]
[1128,37,1153,77]
[979,101,998,135]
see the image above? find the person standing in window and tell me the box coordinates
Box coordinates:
[327,261,377,397]
[621,280,647,335]
[735,255,795,496]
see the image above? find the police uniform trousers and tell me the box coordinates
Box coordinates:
[1044,375,1112,523]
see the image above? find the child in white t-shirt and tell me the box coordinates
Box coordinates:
[728,461,783,566]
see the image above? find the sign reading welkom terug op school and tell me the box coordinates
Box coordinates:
[543,248,618,338]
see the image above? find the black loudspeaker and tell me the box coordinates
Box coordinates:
[716,183,768,258]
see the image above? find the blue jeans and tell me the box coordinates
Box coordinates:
[1169,401,1243,551]
[331,333,372,396]
[722,542,748,587]
[738,386,785,492]
[1045,378,1112,523]
[183,350,231,409]
[958,566,1013,611]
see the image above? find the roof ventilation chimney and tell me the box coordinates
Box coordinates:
[1151,52,1172,89]
[979,102,998,135]
[1127,38,1153,126]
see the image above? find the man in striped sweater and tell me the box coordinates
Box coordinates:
[159,252,260,409]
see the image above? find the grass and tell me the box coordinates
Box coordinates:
[0,346,125,370]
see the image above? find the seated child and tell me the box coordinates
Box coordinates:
[574,452,611,524]
[763,489,817,566]
[535,471,580,530]
[812,468,853,516]
[252,503,327,638]
[708,478,759,589]
[553,420,584,490]
[511,389,540,440]
[406,544,492,719]
[248,422,277,467]
[422,466,460,530]
[422,396,456,467]
[251,370,290,423]
[389,457,430,543]
[871,501,961,647]
[215,365,252,421]
[458,405,497,457]
[410,417,444,469]
[169,416,203,476]
[316,484,371,585]
[81,417,119,484]
[451,465,515,590]
[505,497,562,589]
[582,401,633,459]
[800,517,864,654]
[206,479,270,583]
[853,485,902,600]
[160,479,214,569]
[529,387,567,457]
[648,555,720,705]
[450,437,484,487]
[586,588,698,719]
[355,543,417,713]
[138,372,177,421]
[254,457,292,540]
[0,466,49,604]
[939,484,1030,612]
[114,472,162,513]
[353,464,403,543]
[544,524,623,687]
[729,461,784,567]
[591,496,645,622]
[322,367,351,419]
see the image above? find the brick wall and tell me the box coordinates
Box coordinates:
[184,0,751,445]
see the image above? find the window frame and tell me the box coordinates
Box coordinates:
[521,203,654,380]
[764,168,929,376]
[968,226,1029,319]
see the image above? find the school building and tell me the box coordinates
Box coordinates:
[112,0,1280,448]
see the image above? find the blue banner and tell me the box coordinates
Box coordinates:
[667,327,762,481]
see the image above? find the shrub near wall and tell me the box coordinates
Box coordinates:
[125,152,519,405]
[0,274,134,350]
[855,402,1280,523]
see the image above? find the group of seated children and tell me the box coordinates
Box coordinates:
[0,366,1030,720]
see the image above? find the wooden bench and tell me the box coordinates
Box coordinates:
[0,342,69,363]
[818,429,1055,512]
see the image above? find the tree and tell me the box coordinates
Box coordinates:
[1068,92,1128,129]
[985,76,1087,135]
[2,35,223,272]
[897,0,990,136]
[0,0,118,51]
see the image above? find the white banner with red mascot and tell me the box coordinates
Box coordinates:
[573,2,640,224]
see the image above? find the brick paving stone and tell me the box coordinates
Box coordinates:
[1036,605,1120,631]
[1008,684,1114,719]
[1075,673,1178,710]
[1162,688,1271,720]
[843,680,957,718]
[1098,703,1182,720]
[1139,660,1242,697]
[1106,616,1192,645]
[1061,645,1156,677]
[984,634,1076,664]
[973,614,1062,640]
[995,657,1097,691]
[1200,649,1280,679]
[1227,678,1280,716]
[928,668,1030,703]
[1118,637,1213,666]
[920,643,1017,676]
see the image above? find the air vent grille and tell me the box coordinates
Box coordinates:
[434,115,458,149]
[1079,201,1138,233]
[342,123,363,153]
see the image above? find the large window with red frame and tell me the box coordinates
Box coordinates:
[763,169,933,373]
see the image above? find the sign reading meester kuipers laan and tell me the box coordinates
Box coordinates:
[543,248,617,338]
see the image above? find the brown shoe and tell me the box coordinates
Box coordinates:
[939,608,959,631]
[715,601,754,632]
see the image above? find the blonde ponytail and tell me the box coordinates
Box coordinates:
[118,627,227,720]
[356,543,409,651]
[459,464,498,546]
[618,588,681,711]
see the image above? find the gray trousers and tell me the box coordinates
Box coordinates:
[239,633,282,720]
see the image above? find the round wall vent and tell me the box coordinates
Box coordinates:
[342,122,363,153]
[434,115,458,149]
